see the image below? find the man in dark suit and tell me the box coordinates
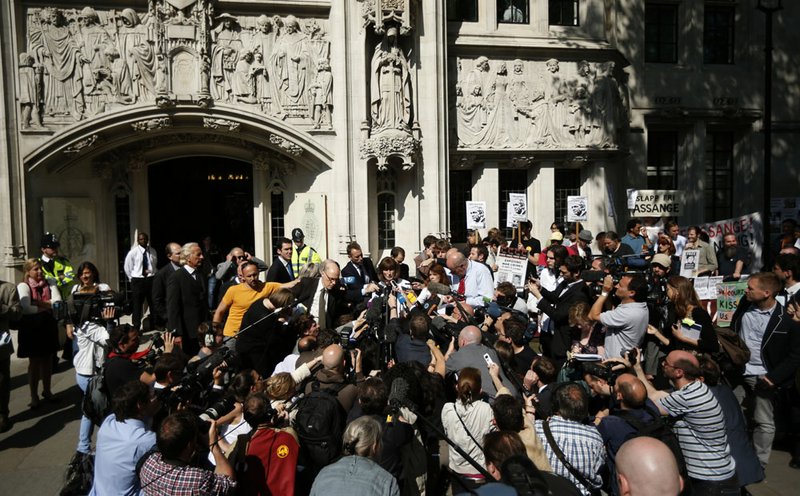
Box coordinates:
[730,271,800,468]
[166,242,208,355]
[529,255,592,366]
[525,356,558,419]
[291,260,343,329]
[340,241,379,308]
[152,242,181,330]
[266,237,295,283]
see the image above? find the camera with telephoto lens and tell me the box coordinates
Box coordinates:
[67,290,130,324]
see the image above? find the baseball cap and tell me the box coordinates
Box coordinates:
[578,230,593,242]
[651,253,672,269]
[41,232,59,249]
[550,232,564,242]
[291,228,305,242]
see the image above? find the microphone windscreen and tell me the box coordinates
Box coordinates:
[427,282,453,295]
[384,325,398,343]
[365,299,384,322]
[389,377,410,407]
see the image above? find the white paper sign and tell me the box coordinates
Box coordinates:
[680,249,700,278]
[466,201,487,230]
[505,202,518,228]
[508,193,528,221]
[706,276,724,300]
[626,189,638,210]
[693,276,710,300]
[567,196,588,222]
[630,190,683,216]
[494,248,528,292]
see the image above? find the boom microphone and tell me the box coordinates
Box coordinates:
[427,282,455,296]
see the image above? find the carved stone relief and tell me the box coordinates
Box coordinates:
[21,2,332,128]
[131,117,172,132]
[203,117,240,132]
[455,57,627,151]
[359,0,420,171]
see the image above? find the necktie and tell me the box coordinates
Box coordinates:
[457,277,466,296]
[318,289,327,329]
[287,261,294,279]
[142,249,149,276]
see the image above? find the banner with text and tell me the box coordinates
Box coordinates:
[716,281,748,327]
[627,189,683,216]
[684,212,763,270]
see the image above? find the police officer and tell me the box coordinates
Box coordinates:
[290,228,321,277]
[39,233,75,361]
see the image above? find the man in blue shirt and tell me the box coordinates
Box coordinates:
[89,380,157,496]
[620,218,648,269]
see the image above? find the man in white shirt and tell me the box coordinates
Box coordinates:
[123,232,157,331]
[445,249,493,308]
[666,221,687,257]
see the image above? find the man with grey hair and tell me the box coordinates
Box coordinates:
[167,242,208,355]
[291,259,343,329]
[445,325,515,398]
[445,249,494,308]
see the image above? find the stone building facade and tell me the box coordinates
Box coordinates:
[0,0,797,285]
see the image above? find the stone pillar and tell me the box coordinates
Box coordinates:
[533,163,556,242]
[473,163,499,229]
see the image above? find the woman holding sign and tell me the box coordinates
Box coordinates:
[664,276,719,355]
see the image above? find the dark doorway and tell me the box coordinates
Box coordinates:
[148,157,254,268]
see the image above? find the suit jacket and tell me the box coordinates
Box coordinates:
[537,281,593,360]
[291,277,343,326]
[341,258,378,305]
[266,257,294,284]
[166,267,208,339]
[152,263,179,328]
[731,298,800,386]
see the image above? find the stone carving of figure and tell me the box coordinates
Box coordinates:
[116,8,157,103]
[370,26,412,132]
[76,7,112,103]
[590,62,622,147]
[507,59,530,107]
[271,15,312,113]
[232,50,257,104]
[211,13,243,101]
[18,52,43,128]
[542,58,569,146]
[569,60,594,146]
[28,7,86,120]
[250,52,273,113]
[310,59,333,129]
[457,56,491,146]
[476,62,520,148]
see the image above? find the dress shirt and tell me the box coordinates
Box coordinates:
[89,415,156,496]
[535,415,605,495]
[448,260,494,307]
[123,245,157,280]
[742,303,777,376]
[310,279,327,327]
[184,265,198,279]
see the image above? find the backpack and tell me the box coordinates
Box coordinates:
[714,325,751,378]
[615,406,687,478]
[82,366,110,427]
[293,381,347,468]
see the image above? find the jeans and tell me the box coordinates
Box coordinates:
[687,475,740,496]
[733,375,776,467]
[207,275,218,309]
[75,373,93,454]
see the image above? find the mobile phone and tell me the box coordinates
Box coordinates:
[483,353,495,367]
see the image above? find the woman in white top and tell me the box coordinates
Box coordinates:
[16,258,62,408]
[69,261,113,457]
[441,366,495,491]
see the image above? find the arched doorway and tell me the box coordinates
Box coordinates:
[147,157,255,264]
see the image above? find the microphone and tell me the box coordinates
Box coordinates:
[427,282,455,296]
[383,324,398,344]
[341,276,358,285]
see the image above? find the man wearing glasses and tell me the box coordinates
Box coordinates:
[292,259,342,329]
[633,350,738,494]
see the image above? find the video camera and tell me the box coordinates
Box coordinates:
[157,346,239,412]
[67,290,130,325]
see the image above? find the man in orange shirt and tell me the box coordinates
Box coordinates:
[212,261,291,338]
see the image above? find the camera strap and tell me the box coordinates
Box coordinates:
[453,403,485,455]
[542,418,597,494]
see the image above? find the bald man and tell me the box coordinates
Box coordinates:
[304,344,360,412]
[444,249,494,308]
[617,437,683,496]
[444,325,516,398]
[633,350,738,492]
[597,374,673,494]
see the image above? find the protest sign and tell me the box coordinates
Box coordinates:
[495,248,528,292]
[505,202,518,228]
[508,193,528,222]
[684,213,763,270]
[716,281,748,327]
[680,249,699,278]
[466,201,486,230]
[628,189,683,216]
[567,196,588,222]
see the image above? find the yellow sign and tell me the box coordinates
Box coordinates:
[276,444,289,459]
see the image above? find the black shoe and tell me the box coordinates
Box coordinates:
[790,458,800,469]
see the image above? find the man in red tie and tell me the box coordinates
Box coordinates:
[445,249,494,308]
